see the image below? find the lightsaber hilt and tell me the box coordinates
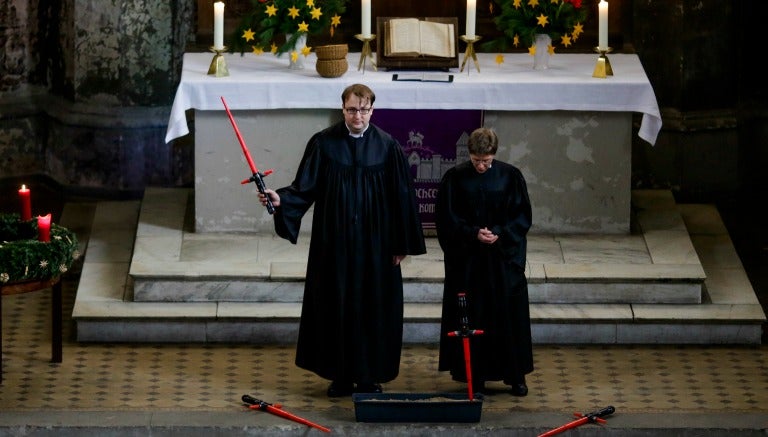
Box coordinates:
[242,170,275,214]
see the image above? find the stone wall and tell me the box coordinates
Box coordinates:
[0,0,766,201]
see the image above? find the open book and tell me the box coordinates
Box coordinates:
[385,18,456,58]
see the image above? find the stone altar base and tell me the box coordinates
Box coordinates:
[69,188,765,344]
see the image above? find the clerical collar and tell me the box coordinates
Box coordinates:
[346,124,369,138]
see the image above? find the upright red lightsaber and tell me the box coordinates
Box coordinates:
[242,394,330,433]
[447,292,484,400]
[538,406,615,437]
[220,96,275,214]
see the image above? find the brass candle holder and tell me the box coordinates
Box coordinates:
[592,47,613,78]
[355,34,377,72]
[207,46,229,77]
[460,35,482,73]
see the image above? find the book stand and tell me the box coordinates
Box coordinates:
[376,17,459,71]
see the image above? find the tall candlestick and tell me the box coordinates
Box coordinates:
[18,184,31,221]
[361,0,371,38]
[598,0,608,50]
[38,213,51,242]
[466,0,476,39]
[214,2,225,50]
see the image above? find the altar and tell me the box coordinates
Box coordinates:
[166,51,661,234]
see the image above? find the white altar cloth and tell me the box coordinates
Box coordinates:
[165,52,661,145]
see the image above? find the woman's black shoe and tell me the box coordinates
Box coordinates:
[327,381,354,397]
[355,383,383,394]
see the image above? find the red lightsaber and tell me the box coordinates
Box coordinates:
[242,394,331,433]
[447,292,484,400]
[538,406,615,437]
[220,96,275,214]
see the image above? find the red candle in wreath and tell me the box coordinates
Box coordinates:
[19,184,32,221]
[38,213,51,242]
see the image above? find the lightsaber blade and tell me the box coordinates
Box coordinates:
[220,96,275,214]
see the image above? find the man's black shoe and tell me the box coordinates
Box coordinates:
[355,383,383,394]
[327,381,354,397]
[509,382,528,397]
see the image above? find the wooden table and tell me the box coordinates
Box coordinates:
[0,276,62,383]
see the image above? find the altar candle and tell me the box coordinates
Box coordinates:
[38,213,51,242]
[18,184,31,221]
[361,0,371,38]
[466,0,476,39]
[213,2,225,50]
[598,0,608,50]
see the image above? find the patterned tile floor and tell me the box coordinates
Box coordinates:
[2,275,767,416]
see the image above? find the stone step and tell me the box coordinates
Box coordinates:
[68,189,766,345]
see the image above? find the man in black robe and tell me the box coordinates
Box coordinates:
[258,84,426,397]
[435,127,533,396]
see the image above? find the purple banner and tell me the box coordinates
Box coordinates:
[373,109,483,230]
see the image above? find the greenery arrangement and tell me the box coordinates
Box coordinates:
[0,214,80,284]
[231,0,350,56]
[484,0,588,52]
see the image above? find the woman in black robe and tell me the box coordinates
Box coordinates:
[259,84,426,397]
[435,127,533,396]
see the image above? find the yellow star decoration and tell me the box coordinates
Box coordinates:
[536,13,549,27]
[560,34,572,47]
[528,44,537,56]
[548,44,555,55]
[266,5,278,17]
[252,45,264,55]
[331,14,341,26]
[291,51,299,62]
[288,6,300,19]
[270,43,278,54]
[572,22,584,39]
[513,34,520,47]
[297,21,309,32]
[495,54,504,65]
[301,45,312,57]
[306,0,315,7]
[528,0,539,6]
[513,0,522,7]
[550,0,559,3]
[242,28,255,42]
[310,7,322,20]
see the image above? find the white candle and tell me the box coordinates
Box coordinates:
[598,0,608,50]
[466,0,476,39]
[361,0,371,38]
[214,2,225,50]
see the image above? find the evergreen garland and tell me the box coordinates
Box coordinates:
[231,0,350,55]
[484,0,588,52]
[0,214,80,284]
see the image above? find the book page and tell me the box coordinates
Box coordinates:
[418,21,455,58]
[386,18,422,57]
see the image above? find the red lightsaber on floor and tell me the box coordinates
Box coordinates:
[538,406,615,437]
[242,394,330,433]
[220,96,275,214]
[447,292,483,400]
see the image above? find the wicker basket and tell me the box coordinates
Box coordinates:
[315,44,348,60]
[316,59,348,78]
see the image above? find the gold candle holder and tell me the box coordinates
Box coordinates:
[592,47,613,78]
[355,34,377,72]
[208,46,229,77]
[459,35,482,73]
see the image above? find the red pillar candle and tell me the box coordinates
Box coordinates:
[19,184,32,221]
[38,213,51,242]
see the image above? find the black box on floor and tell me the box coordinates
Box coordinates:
[353,392,483,423]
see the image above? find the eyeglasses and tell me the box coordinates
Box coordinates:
[344,107,372,115]
[470,157,494,166]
